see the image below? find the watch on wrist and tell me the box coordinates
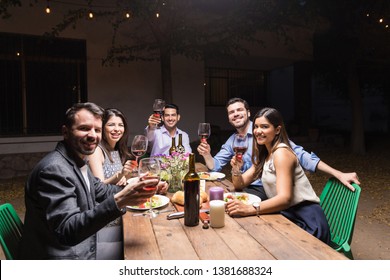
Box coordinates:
[252,202,260,217]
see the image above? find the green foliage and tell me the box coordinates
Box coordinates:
[40,0,305,65]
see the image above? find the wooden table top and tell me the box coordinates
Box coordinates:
[122,163,348,260]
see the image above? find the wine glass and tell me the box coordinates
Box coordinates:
[232,133,248,161]
[138,157,161,218]
[152,99,165,127]
[131,135,148,163]
[198,123,211,143]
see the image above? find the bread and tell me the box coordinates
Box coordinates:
[171,190,209,206]
[171,191,184,205]
[200,190,208,203]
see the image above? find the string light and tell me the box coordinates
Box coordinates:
[45,0,51,14]
[46,0,115,9]
[40,2,388,31]
[365,11,389,30]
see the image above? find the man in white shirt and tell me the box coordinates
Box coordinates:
[145,103,192,156]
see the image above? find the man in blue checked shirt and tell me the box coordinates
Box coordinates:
[197,97,360,200]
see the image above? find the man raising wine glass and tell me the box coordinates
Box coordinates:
[145,103,192,156]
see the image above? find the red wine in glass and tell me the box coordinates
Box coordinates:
[233,134,248,161]
[142,174,160,191]
[233,146,248,161]
[138,158,161,218]
[132,149,147,157]
[198,123,211,143]
[199,133,209,143]
[153,99,165,127]
[153,110,161,117]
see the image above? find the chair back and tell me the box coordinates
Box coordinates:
[320,177,361,259]
[0,203,23,260]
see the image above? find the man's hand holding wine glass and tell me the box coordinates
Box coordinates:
[114,176,158,210]
[151,99,165,128]
[197,140,211,157]
[148,114,162,129]
[198,123,211,143]
[197,122,212,157]
[138,157,162,218]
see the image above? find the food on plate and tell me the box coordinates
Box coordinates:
[198,172,225,181]
[133,195,162,209]
[171,190,209,206]
[224,193,250,204]
[199,172,210,180]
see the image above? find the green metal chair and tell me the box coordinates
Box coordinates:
[0,203,23,260]
[320,177,361,259]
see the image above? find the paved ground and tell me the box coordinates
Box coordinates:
[1,134,389,260]
[305,137,390,260]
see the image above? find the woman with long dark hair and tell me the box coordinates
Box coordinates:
[227,107,330,244]
[89,108,135,186]
[88,108,136,259]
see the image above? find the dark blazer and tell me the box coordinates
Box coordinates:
[19,141,124,259]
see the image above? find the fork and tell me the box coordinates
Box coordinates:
[132,209,174,217]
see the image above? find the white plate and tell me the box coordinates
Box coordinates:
[126,195,169,211]
[198,172,226,181]
[224,192,261,205]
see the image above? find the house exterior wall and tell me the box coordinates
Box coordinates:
[0,4,314,178]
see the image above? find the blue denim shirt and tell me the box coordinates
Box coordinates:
[211,121,320,187]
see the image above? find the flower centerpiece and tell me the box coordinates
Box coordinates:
[154,152,190,193]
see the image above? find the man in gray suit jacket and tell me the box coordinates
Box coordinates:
[19,102,159,259]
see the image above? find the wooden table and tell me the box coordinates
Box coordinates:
[122,163,348,260]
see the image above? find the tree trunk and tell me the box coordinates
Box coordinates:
[347,59,366,155]
[160,47,173,104]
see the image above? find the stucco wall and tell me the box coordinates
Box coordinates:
[0,3,313,178]
[0,3,205,158]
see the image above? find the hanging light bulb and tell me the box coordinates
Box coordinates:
[45,0,51,14]
[366,13,370,17]
[156,12,160,18]
[125,12,130,19]
[379,18,384,23]
[88,11,94,19]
